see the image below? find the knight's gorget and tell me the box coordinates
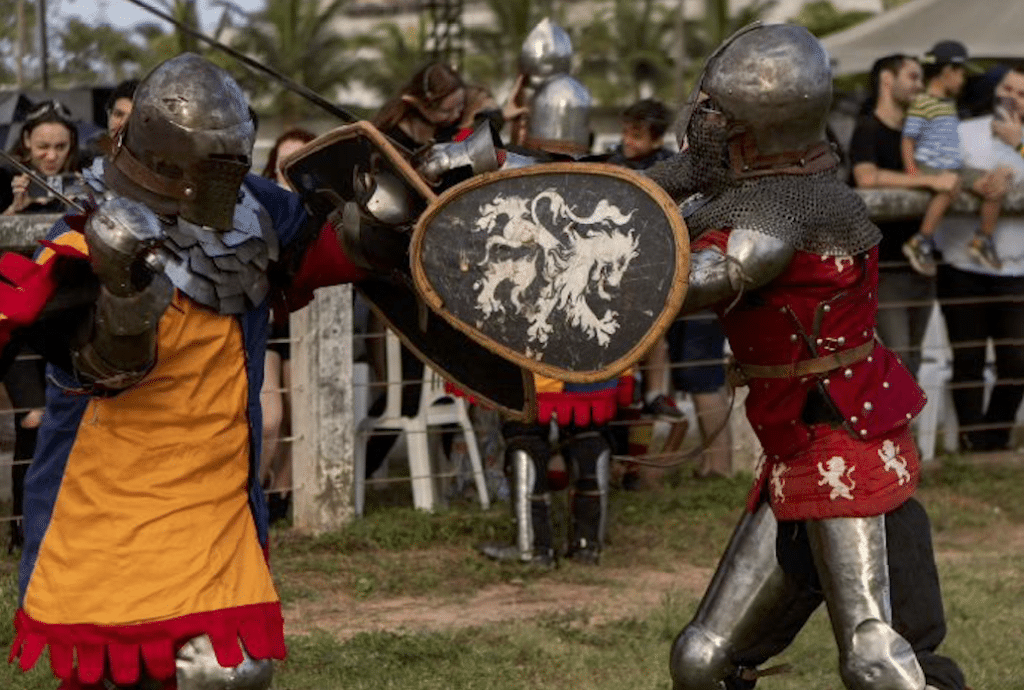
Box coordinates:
[684,171,882,257]
[85,159,279,314]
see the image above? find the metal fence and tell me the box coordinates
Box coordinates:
[2,189,1024,537]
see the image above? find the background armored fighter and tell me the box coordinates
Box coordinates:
[647,24,967,690]
[411,21,686,566]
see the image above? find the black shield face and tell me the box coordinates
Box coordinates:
[358,276,536,420]
[411,163,689,383]
[281,121,436,220]
[281,122,536,419]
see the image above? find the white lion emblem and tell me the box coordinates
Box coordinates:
[877,440,911,486]
[770,462,787,503]
[817,456,856,501]
[472,189,639,348]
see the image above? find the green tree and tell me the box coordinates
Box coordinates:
[351,20,431,103]
[575,0,679,106]
[463,0,548,87]
[789,0,875,38]
[55,19,147,86]
[223,0,358,122]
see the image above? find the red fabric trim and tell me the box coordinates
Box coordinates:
[615,376,635,407]
[452,128,474,142]
[10,602,286,685]
[286,222,368,311]
[0,241,89,351]
[537,389,619,426]
[745,424,920,520]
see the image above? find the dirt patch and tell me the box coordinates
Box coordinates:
[283,525,1024,643]
[284,564,712,640]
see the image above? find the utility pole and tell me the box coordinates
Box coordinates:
[16,0,25,87]
[37,0,49,89]
[676,0,688,105]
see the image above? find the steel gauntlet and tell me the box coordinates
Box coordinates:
[72,198,173,390]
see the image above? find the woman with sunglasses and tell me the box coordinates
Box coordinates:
[2,100,84,215]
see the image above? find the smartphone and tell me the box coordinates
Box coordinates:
[26,176,56,202]
[26,173,89,207]
[995,96,1017,122]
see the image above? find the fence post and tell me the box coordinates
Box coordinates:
[290,284,356,534]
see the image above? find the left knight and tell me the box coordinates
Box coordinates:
[0,54,381,690]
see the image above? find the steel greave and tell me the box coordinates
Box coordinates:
[671,502,789,689]
[510,449,537,559]
[807,516,925,690]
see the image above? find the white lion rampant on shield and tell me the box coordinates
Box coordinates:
[471,188,639,348]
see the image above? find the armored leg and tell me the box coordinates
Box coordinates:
[479,425,555,566]
[670,502,822,690]
[564,429,610,563]
[807,516,925,690]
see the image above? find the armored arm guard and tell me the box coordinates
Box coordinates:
[682,229,795,314]
[413,122,500,185]
[73,198,173,391]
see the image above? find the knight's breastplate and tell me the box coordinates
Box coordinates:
[84,162,278,314]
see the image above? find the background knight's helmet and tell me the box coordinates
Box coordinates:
[519,18,573,82]
[702,24,832,156]
[525,74,593,157]
[105,52,255,231]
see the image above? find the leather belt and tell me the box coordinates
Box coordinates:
[729,340,875,386]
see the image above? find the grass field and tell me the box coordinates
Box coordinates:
[1,455,1022,689]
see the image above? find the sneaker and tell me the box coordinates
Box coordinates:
[968,233,1002,270]
[643,393,685,420]
[902,233,938,276]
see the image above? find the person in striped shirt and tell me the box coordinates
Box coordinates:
[901,40,1012,276]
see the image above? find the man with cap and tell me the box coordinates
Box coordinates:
[901,40,1012,276]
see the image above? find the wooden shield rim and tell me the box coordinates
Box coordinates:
[410,162,690,384]
[356,284,538,422]
[280,120,437,204]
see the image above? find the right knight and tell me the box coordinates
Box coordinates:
[649,24,967,690]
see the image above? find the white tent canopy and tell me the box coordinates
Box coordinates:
[821,0,1024,76]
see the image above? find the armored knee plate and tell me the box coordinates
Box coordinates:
[840,619,924,690]
[807,516,925,690]
[670,624,734,690]
[176,635,273,690]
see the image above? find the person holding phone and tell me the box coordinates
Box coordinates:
[2,100,85,215]
[932,64,1024,452]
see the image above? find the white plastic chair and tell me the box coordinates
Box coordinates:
[915,304,959,461]
[353,330,490,515]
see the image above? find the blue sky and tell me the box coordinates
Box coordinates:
[61,0,265,33]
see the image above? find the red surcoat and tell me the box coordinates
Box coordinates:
[695,230,926,520]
